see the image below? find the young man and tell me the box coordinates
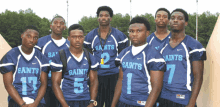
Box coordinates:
[50,24,99,107]
[0,25,49,107]
[35,16,70,107]
[83,6,129,107]
[158,9,206,107]
[147,8,171,50]
[111,17,166,107]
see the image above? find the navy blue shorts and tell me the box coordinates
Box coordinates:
[8,99,45,107]
[58,100,90,107]
[159,98,197,107]
[116,101,142,107]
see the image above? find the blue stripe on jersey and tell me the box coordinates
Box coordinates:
[159,35,206,105]
[36,35,70,87]
[147,32,171,50]
[115,45,166,106]
[84,28,129,76]
[0,47,49,103]
[50,48,99,101]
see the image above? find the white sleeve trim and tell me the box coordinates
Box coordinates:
[0,63,14,67]
[34,45,41,50]
[51,62,63,67]
[42,64,50,67]
[189,48,206,54]
[84,41,91,45]
[118,38,128,43]
[147,58,165,64]
[91,62,99,68]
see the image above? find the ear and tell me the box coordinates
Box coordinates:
[110,17,112,22]
[64,26,66,30]
[146,31,150,38]
[50,24,52,29]
[185,22,188,26]
[67,36,70,41]
[21,33,24,39]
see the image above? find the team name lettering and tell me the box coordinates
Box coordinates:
[48,52,58,58]
[163,55,183,61]
[95,45,114,50]
[122,62,142,70]
[69,69,88,75]
[17,67,39,74]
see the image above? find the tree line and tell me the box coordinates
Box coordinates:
[0,8,219,48]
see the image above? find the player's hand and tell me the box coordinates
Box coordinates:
[87,103,94,107]
[24,103,38,107]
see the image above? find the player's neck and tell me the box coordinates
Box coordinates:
[98,25,111,39]
[21,45,33,55]
[69,47,83,58]
[155,27,170,40]
[51,32,63,40]
[170,30,186,45]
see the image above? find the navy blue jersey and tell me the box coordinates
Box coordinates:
[115,44,166,106]
[0,46,49,103]
[158,35,206,105]
[84,27,129,76]
[50,48,99,101]
[147,32,171,50]
[35,35,70,87]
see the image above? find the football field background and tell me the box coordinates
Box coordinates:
[0,16,220,107]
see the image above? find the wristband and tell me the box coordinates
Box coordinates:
[20,102,26,107]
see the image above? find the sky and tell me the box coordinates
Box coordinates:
[0,0,219,27]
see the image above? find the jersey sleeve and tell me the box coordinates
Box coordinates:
[189,42,206,62]
[40,54,50,73]
[50,53,63,72]
[115,48,127,67]
[89,54,99,71]
[35,37,45,51]
[147,48,166,72]
[0,53,15,74]
[84,31,94,50]
[118,31,129,50]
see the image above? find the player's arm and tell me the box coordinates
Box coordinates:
[52,72,69,107]
[111,67,123,107]
[145,70,164,107]
[29,71,47,106]
[186,60,204,107]
[3,71,26,106]
[88,70,98,107]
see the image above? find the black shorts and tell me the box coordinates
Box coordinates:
[96,73,119,107]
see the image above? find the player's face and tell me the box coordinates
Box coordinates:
[98,11,112,26]
[50,17,66,36]
[129,23,149,47]
[170,12,188,32]
[155,10,169,27]
[21,29,39,49]
[68,29,84,49]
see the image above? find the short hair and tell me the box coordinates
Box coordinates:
[171,8,188,22]
[155,8,171,19]
[96,6,113,17]
[23,25,39,34]
[68,24,84,35]
[129,16,151,31]
[51,15,65,24]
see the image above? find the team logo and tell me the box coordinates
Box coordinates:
[177,49,182,51]
[176,94,185,99]
[137,58,142,60]
[32,63,37,65]
[107,41,111,42]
